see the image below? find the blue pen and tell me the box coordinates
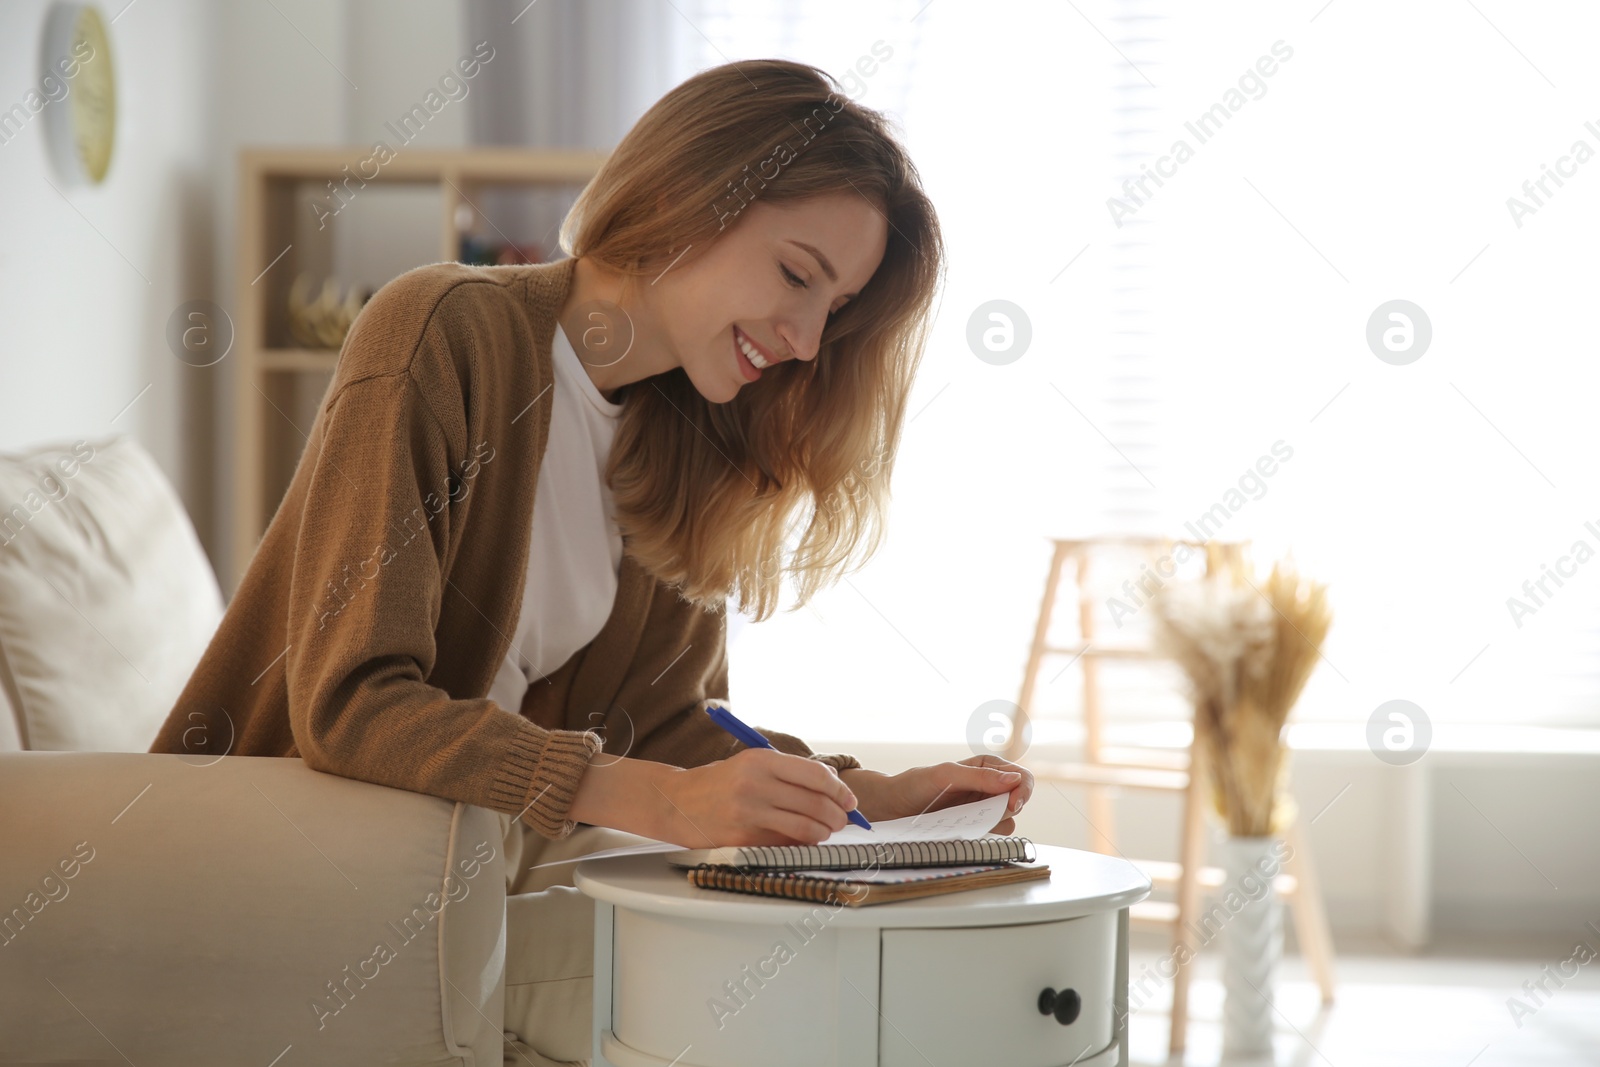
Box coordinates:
[706,702,872,830]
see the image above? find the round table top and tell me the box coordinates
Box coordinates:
[573,843,1152,928]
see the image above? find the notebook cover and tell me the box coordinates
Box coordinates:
[686,862,1052,907]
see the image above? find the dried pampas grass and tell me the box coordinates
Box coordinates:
[1151,543,1331,837]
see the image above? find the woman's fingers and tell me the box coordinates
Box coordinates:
[956,755,1032,815]
[951,761,1023,799]
[727,750,857,843]
[762,779,852,840]
[763,809,837,845]
[762,749,859,813]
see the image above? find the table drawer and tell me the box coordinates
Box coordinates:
[878,912,1117,1067]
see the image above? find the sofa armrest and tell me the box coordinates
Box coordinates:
[0,752,508,1066]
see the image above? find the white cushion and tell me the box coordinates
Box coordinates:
[0,434,222,751]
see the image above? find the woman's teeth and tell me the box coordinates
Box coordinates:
[738,332,772,369]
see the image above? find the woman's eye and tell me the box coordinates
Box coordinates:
[780,263,807,289]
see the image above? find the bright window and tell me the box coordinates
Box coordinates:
[670,1,1600,741]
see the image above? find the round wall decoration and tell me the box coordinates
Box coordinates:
[40,2,117,186]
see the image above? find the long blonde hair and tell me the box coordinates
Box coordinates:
[559,59,944,621]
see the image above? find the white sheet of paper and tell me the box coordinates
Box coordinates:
[818,792,1011,845]
[541,841,682,870]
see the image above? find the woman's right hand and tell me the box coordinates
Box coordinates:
[655,748,860,848]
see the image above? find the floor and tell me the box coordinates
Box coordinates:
[1124,931,1600,1066]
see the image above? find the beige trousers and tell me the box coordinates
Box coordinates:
[496,813,658,1067]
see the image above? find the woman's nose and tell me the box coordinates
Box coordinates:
[780,315,825,362]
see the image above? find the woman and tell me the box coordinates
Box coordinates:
[152,58,1033,1063]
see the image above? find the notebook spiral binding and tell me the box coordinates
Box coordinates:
[688,864,853,905]
[716,836,1035,871]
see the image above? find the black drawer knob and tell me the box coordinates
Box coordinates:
[1037,986,1081,1025]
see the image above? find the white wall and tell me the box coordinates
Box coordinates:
[0,0,219,548]
[0,0,469,588]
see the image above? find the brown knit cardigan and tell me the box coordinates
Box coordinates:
[148,256,860,838]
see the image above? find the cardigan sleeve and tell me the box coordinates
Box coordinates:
[283,370,602,840]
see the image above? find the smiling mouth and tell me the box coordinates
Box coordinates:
[732,326,764,383]
[735,326,777,370]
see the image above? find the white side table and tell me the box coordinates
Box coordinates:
[575,843,1151,1067]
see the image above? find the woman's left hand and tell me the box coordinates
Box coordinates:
[837,755,1035,835]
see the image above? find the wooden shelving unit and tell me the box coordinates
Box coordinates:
[231,146,609,591]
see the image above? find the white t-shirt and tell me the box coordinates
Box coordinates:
[487,320,624,714]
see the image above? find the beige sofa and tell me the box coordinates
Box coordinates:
[0,434,512,1066]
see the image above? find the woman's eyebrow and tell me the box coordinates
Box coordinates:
[790,236,864,295]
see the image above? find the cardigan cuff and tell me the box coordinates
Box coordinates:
[496,723,604,840]
[756,726,863,774]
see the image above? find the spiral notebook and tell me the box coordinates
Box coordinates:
[665,793,1031,871]
[687,861,1051,907]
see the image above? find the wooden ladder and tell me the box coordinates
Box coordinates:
[1007,536,1336,1056]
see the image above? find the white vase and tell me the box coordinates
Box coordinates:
[1220,834,1283,1061]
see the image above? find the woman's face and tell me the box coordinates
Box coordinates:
[648,192,890,404]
